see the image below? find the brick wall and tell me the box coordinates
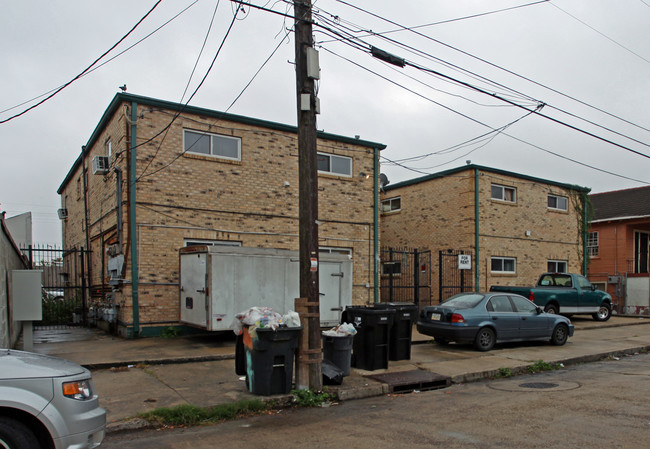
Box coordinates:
[60,99,378,336]
[381,168,585,302]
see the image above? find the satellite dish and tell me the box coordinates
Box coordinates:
[379,173,390,192]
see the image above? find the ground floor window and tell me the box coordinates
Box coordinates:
[184,239,242,247]
[490,256,516,273]
[547,260,567,273]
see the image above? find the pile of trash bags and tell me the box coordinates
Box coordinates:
[232,306,301,337]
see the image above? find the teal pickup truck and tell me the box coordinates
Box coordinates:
[490,273,613,321]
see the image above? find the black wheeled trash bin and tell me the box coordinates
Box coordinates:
[244,326,301,395]
[374,302,418,361]
[342,306,395,371]
[322,333,354,376]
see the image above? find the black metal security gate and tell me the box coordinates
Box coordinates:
[439,249,474,302]
[21,245,91,329]
[380,247,432,308]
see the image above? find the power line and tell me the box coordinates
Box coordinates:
[328,0,650,137]
[0,1,163,124]
[0,1,200,116]
[310,6,650,158]
[138,0,223,179]
[322,46,648,185]
[550,2,650,64]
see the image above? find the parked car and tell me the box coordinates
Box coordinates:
[417,292,574,351]
[490,272,612,321]
[0,350,105,449]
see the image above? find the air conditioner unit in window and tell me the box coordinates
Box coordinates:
[57,208,68,219]
[92,155,110,175]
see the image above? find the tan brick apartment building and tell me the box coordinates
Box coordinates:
[380,165,590,303]
[57,93,385,337]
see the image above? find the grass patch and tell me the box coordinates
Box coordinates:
[291,389,336,407]
[138,401,269,427]
[494,367,514,378]
[527,360,562,374]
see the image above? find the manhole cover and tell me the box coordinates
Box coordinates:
[519,382,559,389]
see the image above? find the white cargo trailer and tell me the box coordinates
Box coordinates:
[179,245,353,331]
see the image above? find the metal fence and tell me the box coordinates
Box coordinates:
[380,247,432,309]
[439,249,474,302]
[21,245,90,329]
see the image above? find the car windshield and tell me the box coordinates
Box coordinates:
[441,293,484,309]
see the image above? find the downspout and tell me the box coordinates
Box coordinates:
[373,147,380,304]
[81,148,91,323]
[582,192,588,276]
[474,169,480,292]
[129,102,140,337]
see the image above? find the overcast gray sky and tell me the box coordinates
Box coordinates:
[1,0,649,245]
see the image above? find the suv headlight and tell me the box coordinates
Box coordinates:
[63,379,93,400]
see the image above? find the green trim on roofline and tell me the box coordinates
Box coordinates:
[58,92,386,193]
[383,164,590,194]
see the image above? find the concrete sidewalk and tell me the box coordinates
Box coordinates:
[27,316,650,433]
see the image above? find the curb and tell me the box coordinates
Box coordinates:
[104,344,650,435]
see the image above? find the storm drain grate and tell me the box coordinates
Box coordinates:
[518,382,559,389]
[366,370,451,394]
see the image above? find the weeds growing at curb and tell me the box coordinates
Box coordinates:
[527,360,562,373]
[138,401,269,427]
[495,367,514,378]
[291,389,336,407]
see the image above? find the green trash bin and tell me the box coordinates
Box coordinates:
[244,326,301,395]
[374,302,418,361]
[342,306,395,371]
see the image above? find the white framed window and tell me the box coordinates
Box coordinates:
[105,139,112,159]
[491,184,516,203]
[184,239,242,247]
[319,247,352,256]
[317,152,352,177]
[381,197,401,213]
[491,256,516,273]
[587,232,599,257]
[548,194,568,211]
[547,260,568,273]
[184,129,241,161]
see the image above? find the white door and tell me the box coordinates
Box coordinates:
[319,262,343,326]
[180,252,208,328]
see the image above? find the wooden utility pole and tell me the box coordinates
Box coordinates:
[294,0,322,391]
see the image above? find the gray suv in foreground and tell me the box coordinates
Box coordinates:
[0,350,105,449]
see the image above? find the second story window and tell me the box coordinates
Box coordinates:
[548,194,568,211]
[184,129,241,161]
[381,197,401,213]
[587,232,599,257]
[491,184,516,203]
[317,152,351,177]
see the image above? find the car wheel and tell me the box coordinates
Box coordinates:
[474,327,495,351]
[592,303,612,322]
[544,304,559,315]
[434,337,450,345]
[0,417,39,449]
[550,323,569,346]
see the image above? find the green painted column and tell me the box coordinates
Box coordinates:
[130,101,139,337]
